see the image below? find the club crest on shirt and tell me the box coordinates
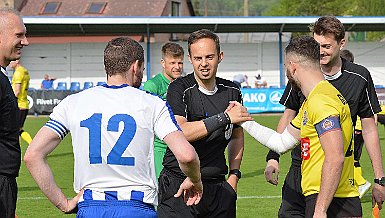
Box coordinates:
[302,111,308,126]
[321,118,334,130]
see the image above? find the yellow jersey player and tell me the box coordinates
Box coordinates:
[10,60,33,144]
[241,36,361,217]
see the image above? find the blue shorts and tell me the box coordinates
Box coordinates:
[77,199,157,218]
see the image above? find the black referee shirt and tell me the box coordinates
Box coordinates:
[267,58,381,163]
[165,73,242,179]
[0,67,21,177]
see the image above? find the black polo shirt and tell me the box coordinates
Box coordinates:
[164,73,242,179]
[267,58,381,164]
[0,67,21,177]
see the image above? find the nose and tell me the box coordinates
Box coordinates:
[201,58,208,67]
[22,37,29,46]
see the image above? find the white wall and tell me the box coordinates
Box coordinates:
[12,41,385,89]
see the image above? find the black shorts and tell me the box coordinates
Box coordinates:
[157,168,237,218]
[0,175,17,218]
[18,109,28,130]
[278,163,305,218]
[305,194,362,218]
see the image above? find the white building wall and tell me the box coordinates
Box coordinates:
[14,41,385,89]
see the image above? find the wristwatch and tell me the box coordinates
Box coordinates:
[374,177,385,186]
[229,169,242,179]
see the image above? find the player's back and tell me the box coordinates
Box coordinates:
[47,84,178,205]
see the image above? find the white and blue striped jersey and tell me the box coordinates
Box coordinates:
[45,84,180,206]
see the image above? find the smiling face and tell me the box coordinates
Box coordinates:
[188,37,223,83]
[0,13,29,66]
[313,33,344,68]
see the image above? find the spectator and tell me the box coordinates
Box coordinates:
[233,74,249,88]
[254,74,267,88]
[41,74,56,89]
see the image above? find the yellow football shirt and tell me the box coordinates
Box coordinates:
[12,65,30,109]
[291,80,358,198]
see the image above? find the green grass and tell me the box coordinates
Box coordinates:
[16,115,385,217]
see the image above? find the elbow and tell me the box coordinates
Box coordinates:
[23,149,39,168]
[178,148,199,166]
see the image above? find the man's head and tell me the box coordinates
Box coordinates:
[187,29,223,82]
[104,37,144,88]
[0,8,29,67]
[285,36,321,91]
[310,16,345,67]
[340,49,354,63]
[161,42,184,82]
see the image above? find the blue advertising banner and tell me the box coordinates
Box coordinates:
[241,88,285,114]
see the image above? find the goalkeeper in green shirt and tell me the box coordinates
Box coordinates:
[143,42,184,179]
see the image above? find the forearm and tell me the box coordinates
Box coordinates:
[179,120,209,142]
[315,157,343,213]
[179,153,201,183]
[228,128,244,170]
[25,155,68,212]
[363,131,385,178]
[241,121,298,154]
[362,118,385,178]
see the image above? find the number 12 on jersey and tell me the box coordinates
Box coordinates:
[80,113,136,166]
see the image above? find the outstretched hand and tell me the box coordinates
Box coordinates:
[225,101,253,124]
[174,177,203,206]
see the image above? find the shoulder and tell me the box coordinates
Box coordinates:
[342,60,371,82]
[169,73,196,91]
[217,77,240,91]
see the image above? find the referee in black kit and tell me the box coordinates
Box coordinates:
[264,16,385,217]
[158,29,253,218]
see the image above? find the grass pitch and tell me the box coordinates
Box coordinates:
[16,115,385,217]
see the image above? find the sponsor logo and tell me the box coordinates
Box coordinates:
[269,91,282,104]
[27,95,33,109]
[301,137,310,160]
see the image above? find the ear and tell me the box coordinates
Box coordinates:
[339,38,346,50]
[160,59,166,68]
[218,51,224,63]
[188,54,193,64]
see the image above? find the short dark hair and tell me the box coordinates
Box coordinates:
[104,37,144,76]
[188,29,220,56]
[340,49,354,63]
[309,16,345,43]
[285,36,320,65]
[162,42,184,59]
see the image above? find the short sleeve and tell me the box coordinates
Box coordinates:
[45,96,71,140]
[166,79,187,117]
[153,99,181,140]
[12,70,22,84]
[357,71,381,117]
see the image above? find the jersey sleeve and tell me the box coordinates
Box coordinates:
[357,70,381,117]
[44,96,71,140]
[12,70,23,84]
[279,83,301,111]
[166,79,186,117]
[153,98,181,140]
[143,80,157,95]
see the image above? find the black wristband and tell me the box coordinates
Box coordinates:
[203,112,231,134]
[266,150,280,163]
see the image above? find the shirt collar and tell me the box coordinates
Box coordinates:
[0,67,7,76]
